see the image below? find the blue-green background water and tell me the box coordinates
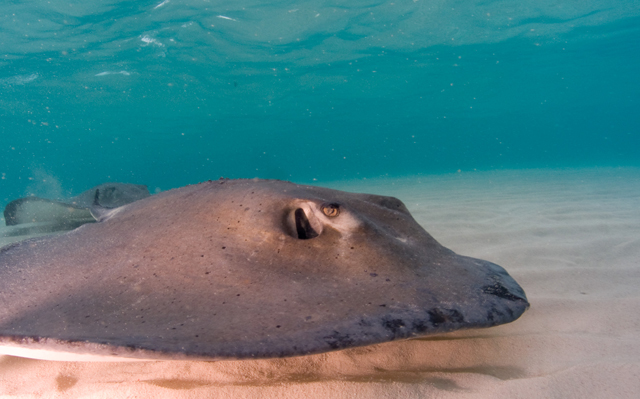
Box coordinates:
[1,0,639,210]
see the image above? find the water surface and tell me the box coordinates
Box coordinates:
[1,0,638,210]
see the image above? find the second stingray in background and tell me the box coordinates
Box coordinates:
[2,183,149,237]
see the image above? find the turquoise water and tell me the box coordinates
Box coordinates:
[1,0,639,209]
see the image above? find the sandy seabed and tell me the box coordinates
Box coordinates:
[1,167,639,398]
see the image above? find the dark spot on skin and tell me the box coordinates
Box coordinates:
[379,304,386,307]
[276,325,281,328]
[428,308,464,327]
[358,318,372,327]
[386,279,391,282]
[323,331,354,349]
[205,271,210,275]
[486,307,506,324]
[382,318,405,335]
[412,319,428,333]
[482,281,526,302]
[222,247,226,249]
[370,273,378,277]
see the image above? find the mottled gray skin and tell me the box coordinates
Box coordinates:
[0,179,528,360]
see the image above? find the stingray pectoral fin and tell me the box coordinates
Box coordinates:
[3,197,93,226]
[1,221,96,238]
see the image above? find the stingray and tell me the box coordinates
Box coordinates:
[2,183,149,236]
[0,179,528,361]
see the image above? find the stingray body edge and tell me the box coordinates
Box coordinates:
[0,179,529,361]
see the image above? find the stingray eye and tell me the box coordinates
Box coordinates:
[321,203,340,217]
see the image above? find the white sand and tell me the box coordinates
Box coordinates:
[1,167,639,398]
